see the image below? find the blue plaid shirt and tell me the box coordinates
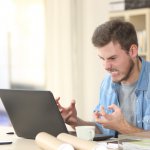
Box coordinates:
[94,58,150,136]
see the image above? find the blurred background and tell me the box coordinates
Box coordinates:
[0,0,109,126]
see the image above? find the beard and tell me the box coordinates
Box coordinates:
[111,58,134,83]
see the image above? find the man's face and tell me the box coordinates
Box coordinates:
[98,41,134,83]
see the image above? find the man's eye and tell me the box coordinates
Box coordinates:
[110,57,116,60]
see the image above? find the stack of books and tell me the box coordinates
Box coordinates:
[109,0,126,12]
[109,0,150,12]
[126,0,150,10]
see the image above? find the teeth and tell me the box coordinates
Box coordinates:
[111,71,118,75]
[111,71,117,73]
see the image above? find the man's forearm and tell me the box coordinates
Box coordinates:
[71,117,101,133]
[118,120,144,134]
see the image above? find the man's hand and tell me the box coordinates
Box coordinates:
[55,97,78,126]
[94,104,144,134]
[94,104,126,131]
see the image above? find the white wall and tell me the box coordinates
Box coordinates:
[45,0,109,121]
[45,0,75,104]
[0,0,11,89]
[79,0,109,120]
[0,0,109,124]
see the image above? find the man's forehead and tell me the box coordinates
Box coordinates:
[97,42,125,58]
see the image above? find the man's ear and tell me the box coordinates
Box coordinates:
[129,44,138,58]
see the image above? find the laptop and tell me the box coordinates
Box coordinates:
[0,89,68,139]
[0,89,113,140]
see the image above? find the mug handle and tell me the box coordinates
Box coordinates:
[89,129,95,139]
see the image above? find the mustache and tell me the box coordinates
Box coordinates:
[106,68,118,72]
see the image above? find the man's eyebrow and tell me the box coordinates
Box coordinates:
[98,55,104,60]
[98,55,117,60]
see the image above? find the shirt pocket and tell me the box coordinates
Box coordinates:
[143,115,150,130]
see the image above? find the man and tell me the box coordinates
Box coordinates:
[56,20,150,136]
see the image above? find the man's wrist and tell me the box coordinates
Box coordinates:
[70,117,80,129]
[118,119,143,134]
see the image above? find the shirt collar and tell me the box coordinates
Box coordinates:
[136,57,149,91]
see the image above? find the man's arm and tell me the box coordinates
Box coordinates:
[55,97,101,133]
[72,117,101,134]
[94,104,144,134]
[116,118,144,134]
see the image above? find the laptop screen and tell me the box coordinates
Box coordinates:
[0,89,68,139]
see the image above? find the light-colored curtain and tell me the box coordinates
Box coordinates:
[0,0,11,89]
[44,0,109,120]
[10,0,46,88]
[45,0,84,108]
[0,0,109,122]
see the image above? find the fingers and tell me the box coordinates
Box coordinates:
[100,105,106,115]
[94,113,102,124]
[94,111,105,125]
[93,105,105,119]
[108,104,119,111]
[71,99,76,104]
[99,104,119,113]
[93,110,101,118]
[64,110,73,122]
[55,97,60,102]
[55,97,64,111]
[96,105,111,121]
[55,98,75,106]
[95,104,123,130]
[70,99,76,108]
[55,97,60,106]
[55,97,76,111]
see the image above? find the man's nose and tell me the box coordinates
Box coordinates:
[103,60,111,70]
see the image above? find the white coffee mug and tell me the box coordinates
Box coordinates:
[75,126,95,141]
